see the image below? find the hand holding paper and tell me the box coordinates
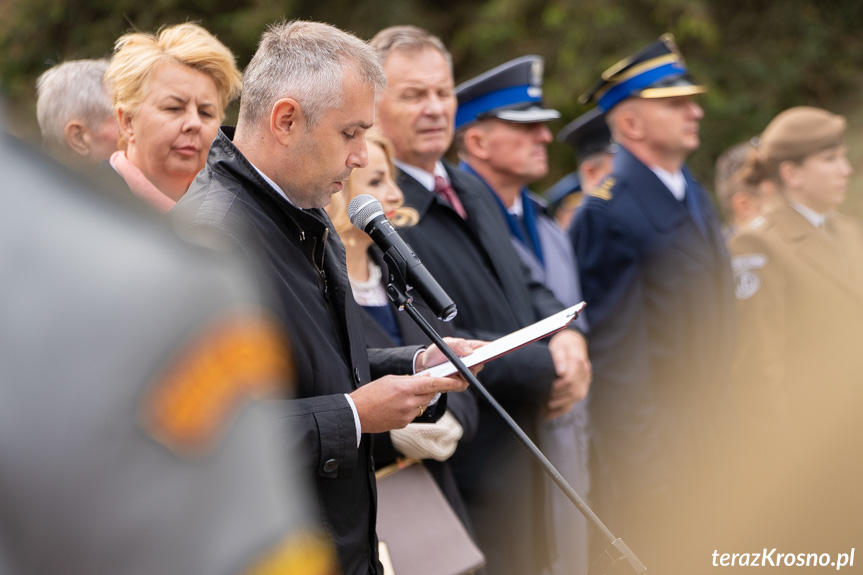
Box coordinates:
[417,303,587,379]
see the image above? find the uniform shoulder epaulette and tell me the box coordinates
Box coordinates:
[746,215,768,231]
[588,177,615,201]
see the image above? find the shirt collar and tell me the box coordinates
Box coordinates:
[395,159,449,192]
[251,163,296,206]
[507,193,525,217]
[649,165,686,201]
[790,201,828,228]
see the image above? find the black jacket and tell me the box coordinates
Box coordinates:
[172,128,420,575]
[396,162,568,575]
[361,247,479,533]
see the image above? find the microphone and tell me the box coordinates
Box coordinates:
[348,194,457,322]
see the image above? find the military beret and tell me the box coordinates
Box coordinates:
[757,106,846,162]
[580,33,706,112]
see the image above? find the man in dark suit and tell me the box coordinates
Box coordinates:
[571,34,736,574]
[370,26,591,575]
[172,21,471,575]
[453,55,590,575]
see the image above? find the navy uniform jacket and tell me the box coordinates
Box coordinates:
[571,145,735,497]
[397,161,565,575]
[361,247,479,534]
[460,165,591,575]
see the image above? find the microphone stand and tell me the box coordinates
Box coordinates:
[384,278,647,575]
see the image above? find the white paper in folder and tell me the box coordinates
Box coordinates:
[417,302,586,378]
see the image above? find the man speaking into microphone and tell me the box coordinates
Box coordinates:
[172,21,474,575]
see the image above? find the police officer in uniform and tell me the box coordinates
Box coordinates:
[547,107,616,231]
[544,172,582,231]
[571,35,735,574]
[0,111,331,574]
[454,55,591,575]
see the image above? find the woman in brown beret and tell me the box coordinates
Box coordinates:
[724,106,863,554]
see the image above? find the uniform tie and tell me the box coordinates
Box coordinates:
[433,175,467,219]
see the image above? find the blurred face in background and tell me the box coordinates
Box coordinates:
[781,145,852,214]
[635,95,703,157]
[119,60,220,199]
[475,119,553,187]
[348,140,403,217]
[376,47,456,172]
[88,113,120,164]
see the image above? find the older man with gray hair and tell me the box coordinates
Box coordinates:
[371,25,591,575]
[36,59,118,169]
[172,20,473,575]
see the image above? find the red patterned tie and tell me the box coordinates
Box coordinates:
[433,175,468,219]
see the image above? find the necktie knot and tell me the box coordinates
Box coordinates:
[433,175,467,219]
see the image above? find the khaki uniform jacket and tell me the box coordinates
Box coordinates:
[729,197,863,423]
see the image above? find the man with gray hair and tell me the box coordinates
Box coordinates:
[371,25,591,575]
[172,20,472,575]
[36,59,118,169]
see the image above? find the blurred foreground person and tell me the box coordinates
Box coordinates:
[724,105,863,565]
[36,59,118,170]
[572,34,735,574]
[0,113,331,574]
[454,56,590,575]
[105,23,242,211]
[172,21,471,575]
[715,140,772,238]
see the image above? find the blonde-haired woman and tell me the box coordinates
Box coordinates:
[104,23,241,211]
[327,130,478,535]
[328,131,419,311]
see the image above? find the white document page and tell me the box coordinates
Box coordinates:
[418,302,586,378]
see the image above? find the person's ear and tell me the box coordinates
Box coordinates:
[118,108,135,145]
[463,125,491,161]
[609,101,642,142]
[618,111,642,141]
[64,121,90,156]
[778,160,800,190]
[271,98,303,146]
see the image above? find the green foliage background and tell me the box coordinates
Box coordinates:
[3,0,863,211]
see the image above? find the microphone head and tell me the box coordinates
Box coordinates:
[348,194,384,231]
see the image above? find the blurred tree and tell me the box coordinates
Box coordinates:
[3,0,863,204]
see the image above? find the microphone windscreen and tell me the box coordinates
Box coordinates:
[348,194,384,230]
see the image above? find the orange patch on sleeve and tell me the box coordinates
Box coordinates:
[246,532,338,575]
[142,313,293,454]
